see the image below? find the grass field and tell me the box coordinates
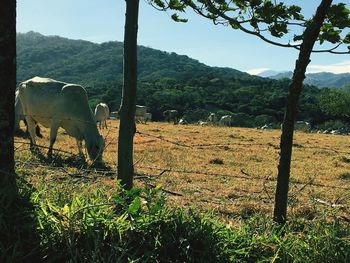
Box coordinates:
[14,119,350,221]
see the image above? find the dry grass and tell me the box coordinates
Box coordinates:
[14,120,350,220]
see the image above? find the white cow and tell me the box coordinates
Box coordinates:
[135,105,147,124]
[109,111,119,119]
[294,121,311,132]
[219,115,232,126]
[178,118,188,125]
[261,123,273,130]
[163,110,179,124]
[94,103,109,129]
[198,120,208,126]
[207,113,218,125]
[15,90,43,137]
[18,76,104,161]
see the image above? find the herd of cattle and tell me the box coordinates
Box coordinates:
[14,76,349,162]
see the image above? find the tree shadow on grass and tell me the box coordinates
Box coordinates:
[0,175,42,262]
[31,149,113,176]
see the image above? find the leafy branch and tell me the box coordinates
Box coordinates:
[147,0,350,54]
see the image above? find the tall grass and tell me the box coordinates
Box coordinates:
[2,181,343,262]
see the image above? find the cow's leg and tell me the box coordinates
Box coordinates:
[48,121,59,158]
[26,117,37,150]
[76,139,84,158]
[36,124,43,138]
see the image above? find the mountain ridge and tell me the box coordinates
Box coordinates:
[261,70,350,88]
[16,31,327,126]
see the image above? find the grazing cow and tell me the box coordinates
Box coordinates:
[330,129,347,135]
[207,113,218,125]
[178,117,188,125]
[198,120,208,126]
[261,123,273,130]
[94,103,109,129]
[331,130,341,135]
[15,90,43,138]
[219,115,232,126]
[135,105,148,124]
[294,121,311,132]
[18,76,104,161]
[144,112,152,124]
[163,110,178,124]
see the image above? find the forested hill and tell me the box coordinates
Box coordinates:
[268,71,350,89]
[17,31,327,126]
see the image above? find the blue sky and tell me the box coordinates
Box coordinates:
[17,0,350,75]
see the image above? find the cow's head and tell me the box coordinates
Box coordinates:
[87,135,105,162]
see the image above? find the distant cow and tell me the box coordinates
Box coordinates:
[135,105,147,124]
[163,110,179,124]
[198,121,208,126]
[330,129,348,135]
[294,121,311,132]
[207,113,218,125]
[144,112,152,124]
[109,111,119,119]
[18,76,105,161]
[178,117,188,125]
[94,103,109,129]
[261,123,273,130]
[219,115,232,126]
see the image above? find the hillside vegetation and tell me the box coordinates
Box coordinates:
[18,31,334,126]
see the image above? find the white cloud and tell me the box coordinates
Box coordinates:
[245,68,271,75]
[307,60,350,74]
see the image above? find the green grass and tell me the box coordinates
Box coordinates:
[1,178,349,262]
[9,122,350,262]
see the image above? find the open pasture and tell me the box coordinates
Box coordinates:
[15,120,350,220]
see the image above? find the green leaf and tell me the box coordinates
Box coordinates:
[152,0,165,9]
[171,13,188,23]
[293,34,303,42]
[128,197,142,215]
[63,204,70,215]
[343,33,350,44]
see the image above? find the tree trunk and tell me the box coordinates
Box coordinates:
[117,0,140,189]
[273,0,333,224]
[0,0,16,189]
